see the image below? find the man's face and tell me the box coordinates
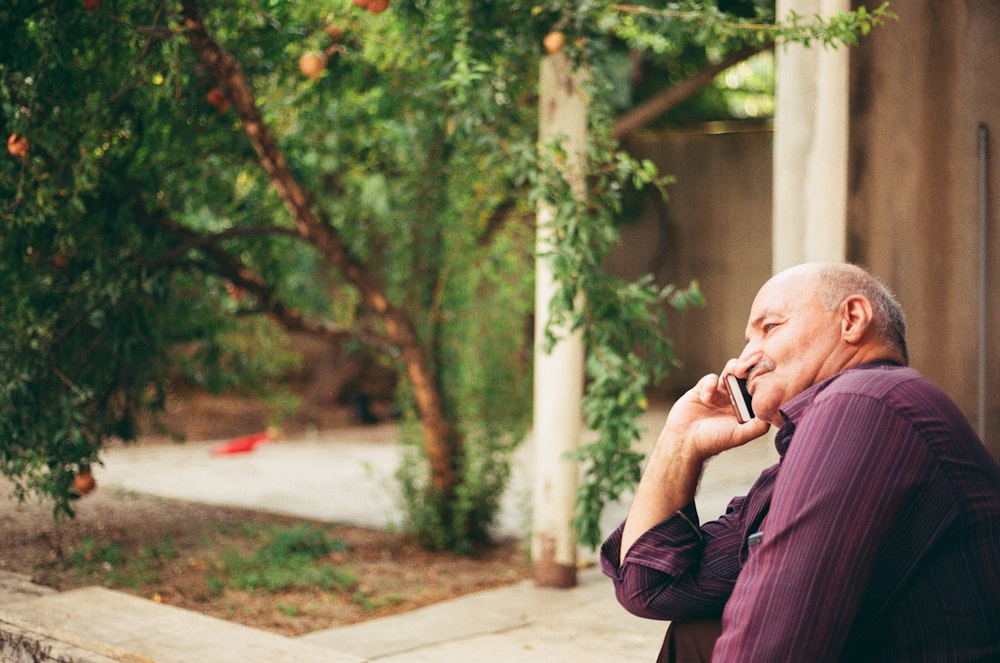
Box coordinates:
[736,268,843,427]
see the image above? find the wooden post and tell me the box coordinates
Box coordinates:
[532,52,587,588]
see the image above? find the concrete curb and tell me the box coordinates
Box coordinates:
[0,615,142,663]
[0,587,362,663]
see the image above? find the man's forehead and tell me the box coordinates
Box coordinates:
[747,306,782,327]
[745,271,820,327]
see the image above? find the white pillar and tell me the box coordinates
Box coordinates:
[532,52,586,588]
[772,0,851,271]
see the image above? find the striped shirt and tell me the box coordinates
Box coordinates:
[602,362,1000,661]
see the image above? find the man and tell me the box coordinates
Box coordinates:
[601,262,1000,662]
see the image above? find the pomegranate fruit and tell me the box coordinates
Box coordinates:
[543,31,565,54]
[74,470,96,495]
[7,133,29,159]
[324,23,345,42]
[298,51,327,80]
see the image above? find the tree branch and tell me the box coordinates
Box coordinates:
[147,223,300,272]
[178,0,381,304]
[149,214,389,348]
[613,42,772,141]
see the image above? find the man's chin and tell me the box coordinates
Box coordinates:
[752,399,787,428]
[748,393,778,426]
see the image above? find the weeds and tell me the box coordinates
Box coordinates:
[353,590,406,613]
[67,534,177,588]
[210,524,355,594]
[275,600,302,617]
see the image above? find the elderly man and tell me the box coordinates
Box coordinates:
[601,262,1000,662]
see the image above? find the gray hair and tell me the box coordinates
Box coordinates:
[817,264,909,364]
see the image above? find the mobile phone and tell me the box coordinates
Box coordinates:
[725,374,755,423]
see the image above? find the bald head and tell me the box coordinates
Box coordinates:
[738,263,909,424]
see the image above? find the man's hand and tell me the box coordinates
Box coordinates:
[619,371,770,563]
[665,372,771,461]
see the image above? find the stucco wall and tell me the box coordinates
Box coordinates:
[847,0,1000,454]
[608,124,773,399]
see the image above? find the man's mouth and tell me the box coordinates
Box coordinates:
[746,357,776,391]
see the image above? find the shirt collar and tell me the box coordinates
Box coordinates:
[772,360,902,458]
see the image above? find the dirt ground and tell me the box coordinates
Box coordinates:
[0,381,531,637]
[0,480,529,637]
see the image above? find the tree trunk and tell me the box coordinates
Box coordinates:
[179,0,459,494]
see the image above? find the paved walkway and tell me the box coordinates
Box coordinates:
[1,408,779,662]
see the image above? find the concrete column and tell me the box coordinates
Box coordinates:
[532,52,586,588]
[772,0,850,271]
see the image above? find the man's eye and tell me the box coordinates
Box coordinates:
[763,323,777,333]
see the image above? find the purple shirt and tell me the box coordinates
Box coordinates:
[602,363,1000,661]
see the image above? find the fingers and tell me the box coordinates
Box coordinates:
[720,357,741,381]
[692,373,725,407]
[731,417,772,446]
[695,372,718,392]
[665,371,771,457]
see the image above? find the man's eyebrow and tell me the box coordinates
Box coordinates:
[748,311,772,331]
[745,309,778,342]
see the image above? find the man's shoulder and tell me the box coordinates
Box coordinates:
[813,363,957,424]
[820,363,975,438]
[822,362,923,400]
[782,363,919,424]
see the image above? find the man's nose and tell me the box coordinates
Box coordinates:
[735,345,763,377]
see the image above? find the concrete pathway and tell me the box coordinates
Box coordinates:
[1,408,779,662]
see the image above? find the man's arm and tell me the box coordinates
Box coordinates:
[618,425,709,563]
[620,373,770,562]
[602,464,778,621]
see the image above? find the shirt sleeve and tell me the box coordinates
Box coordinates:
[713,392,951,661]
[600,483,767,621]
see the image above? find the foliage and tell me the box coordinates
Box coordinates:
[607,1,893,50]
[396,419,525,552]
[394,216,534,551]
[604,1,893,124]
[1,0,890,550]
[1,0,538,542]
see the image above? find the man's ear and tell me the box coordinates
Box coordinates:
[841,295,873,344]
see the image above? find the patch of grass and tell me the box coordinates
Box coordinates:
[275,600,302,617]
[67,535,178,588]
[205,574,226,597]
[209,524,356,594]
[69,535,125,571]
[258,523,346,561]
[352,590,406,613]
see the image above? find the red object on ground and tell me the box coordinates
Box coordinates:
[211,431,271,456]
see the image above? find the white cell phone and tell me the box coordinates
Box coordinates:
[725,374,755,423]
